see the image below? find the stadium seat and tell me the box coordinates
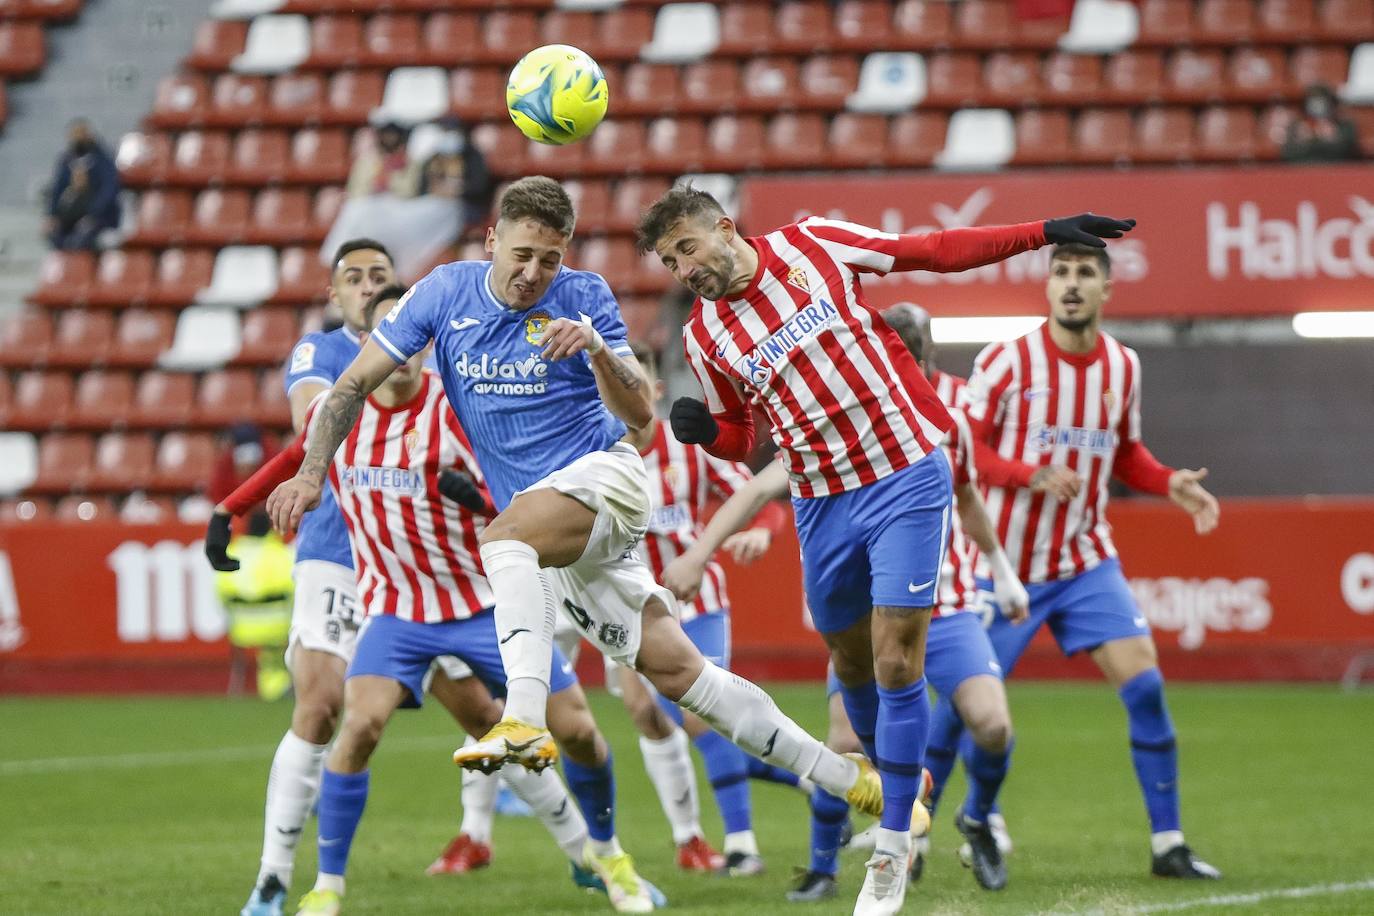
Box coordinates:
[0,0,82,21]
[417,11,480,66]
[1317,0,1374,42]
[705,114,766,172]
[470,123,528,179]
[1042,52,1103,105]
[310,185,346,237]
[234,308,296,366]
[49,309,114,370]
[245,188,311,246]
[0,497,52,524]
[448,67,507,122]
[120,492,179,524]
[604,177,669,234]
[148,248,216,307]
[0,310,52,368]
[69,370,133,431]
[0,431,40,497]
[233,13,309,73]
[741,58,798,112]
[186,19,248,70]
[525,137,587,179]
[324,70,384,125]
[1259,0,1316,42]
[305,14,361,70]
[1195,0,1255,45]
[149,73,210,129]
[108,309,174,368]
[799,56,859,111]
[714,4,774,56]
[763,113,826,171]
[0,21,46,77]
[1345,44,1374,102]
[1291,46,1352,95]
[271,247,330,304]
[127,189,191,247]
[86,250,155,308]
[539,10,597,56]
[129,371,196,428]
[227,128,289,185]
[167,130,231,186]
[886,110,949,167]
[642,2,720,62]
[619,63,680,117]
[645,117,706,174]
[1347,104,1374,152]
[1166,48,1225,104]
[373,66,448,125]
[1255,105,1294,158]
[29,432,92,495]
[955,0,1049,51]
[195,368,258,427]
[1227,47,1287,103]
[0,81,8,129]
[88,432,155,493]
[1135,106,1195,162]
[481,10,539,64]
[115,131,173,187]
[586,119,647,175]
[575,238,639,291]
[891,0,953,51]
[211,0,286,17]
[362,13,421,68]
[1137,0,1194,46]
[197,246,279,308]
[926,53,982,108]
[256,367,292,428]
[28,250,93,308]
[597,6,655,61]
[564,179,610,230]
[1013,108,1073,165]
[776,1,833,55]
[1196,106,1258,161]
[287,128,349,183]
[984,51,1044,106]
[160,306,242,370]
[185,188,250,246]
[848,52,926,112]
[7,371,72,431]
[54,494,118,522]
[1073,108,1133,163]
[1059,0,1140,54]
[208,73,267,128]
[681,60,740,114]
[935,108,1016,169]
[835,0,891,52]
[1103,50,1165,104]
[827,112,888,168]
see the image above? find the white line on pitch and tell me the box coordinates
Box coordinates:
[1047,877,1374,915]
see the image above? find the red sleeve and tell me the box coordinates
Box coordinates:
[889,222,1048,273]
[1111,439,1173,496]
[221,434,307,516]
[973,438,1037,489]
[750,500,787,536]
[704,406,755,462]
[207,452,238,505]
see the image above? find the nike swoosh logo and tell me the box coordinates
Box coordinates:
[450,317,480,331]
[275,826,302,837]
[552,799,568,818]
[714,344,728,358]
[674,789,691,806]
[499,628,530,645]
[318,837,341,847]
[761,729,778,758]
[908,579,934,593]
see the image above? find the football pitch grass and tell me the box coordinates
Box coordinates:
[3,682,1372,915]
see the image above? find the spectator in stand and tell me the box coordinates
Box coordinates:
[209,422,279,509]
[346,121,420,200]
[419,117,495,231]
[1281,84,1363,163]
[45,119,122,251]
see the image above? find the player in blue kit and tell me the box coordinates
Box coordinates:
[267,178,887,864]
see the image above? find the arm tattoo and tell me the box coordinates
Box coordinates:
[603,353,644,391]
[298,381,365,484]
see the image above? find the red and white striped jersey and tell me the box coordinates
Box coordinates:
[961,324,1143,584]
[931,369,966,411]
[305,371,493,622]
[639,422,752,624]
[683,217,954,499]
[932,374,978,617]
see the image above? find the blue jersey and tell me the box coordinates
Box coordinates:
[371,260,632,510]
[283,326,361,568]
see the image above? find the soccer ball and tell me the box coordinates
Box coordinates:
[506,44,609,146]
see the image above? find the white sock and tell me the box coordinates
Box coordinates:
[1151,830,1185,856]
[874,827,912,857]
[313,873,344,894]
[679,661,858,798]
[459,737,499,844]
[257,729,328,887]
[589,836,624,858]
[796,776,816,796]
[500,762,590,861]
[479,540,556,728]
[638,731,702,845]
[724,830,758,857]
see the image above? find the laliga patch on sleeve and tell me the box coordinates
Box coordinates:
[386,284,417,323]
[290,341,316,374]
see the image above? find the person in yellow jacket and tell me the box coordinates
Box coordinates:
[215,511,295,701]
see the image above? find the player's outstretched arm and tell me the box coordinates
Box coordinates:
[205,434,308,570]
[1168,467,1220,535]
[540,315,654,429]
[267,339,398,534]
[954,480,1030,622]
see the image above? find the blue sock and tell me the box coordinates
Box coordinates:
[563,752,617,842]
[746,755,801,788]
[1119,668,1180,834]
[837,680,880,763]
[924,697,965,813]
[808,788,850,877]
[693,730,752,835]
[316,768,369,877]
[876,678,929,832]
[961,738,1012,824]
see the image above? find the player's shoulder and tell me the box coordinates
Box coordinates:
[550,264,616,303]
[1099,328,1140,361]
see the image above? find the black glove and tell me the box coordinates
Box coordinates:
[1044,213,1137,248]
[438,469,488,513]
[205,513,240,572]
[670,397,718,445]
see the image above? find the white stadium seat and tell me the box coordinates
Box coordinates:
[195,246,279,308]
[1342,43,1374,103]
[0,433,39,496]
[158,307,243,371]
[935,108,1016,170]
[641,3,720,64]
[210,0,284,21]
[676,173,739,217]
[231,14,310,75]
[373,67,450,126]
[847,52,927,113]
[1058,0,1139,54]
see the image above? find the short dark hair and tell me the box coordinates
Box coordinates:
[1050,242,1111,275]
[498,176,576,236]
[635,184,726,255]
[363,283,408,329]
[332,238,393,275]
[628,340,658,378]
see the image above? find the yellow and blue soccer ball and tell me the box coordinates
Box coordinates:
[506,44,609,145]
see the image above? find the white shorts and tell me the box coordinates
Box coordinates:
[553,611,585,668]
[287,560,362,670]
[521,443,677,667]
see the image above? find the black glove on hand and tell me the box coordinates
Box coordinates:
[205,513,240,572]
[1044,213,1137,248]
[670,397,719,445]
[438,469,487,513]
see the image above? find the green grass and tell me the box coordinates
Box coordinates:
[3,683,1372,915]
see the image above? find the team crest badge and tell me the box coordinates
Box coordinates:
[1102,389,1117,412]
[599,622,629,649]
[524,310,552,345]
[664,464,682,489]
[786,265,811,293]
[403,427,419,453]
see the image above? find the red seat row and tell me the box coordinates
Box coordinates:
[21,430,224,495]
[121,127,350,187]
[0,494,187,525]
[0,20,44,75]
[0,0,83,21]
[124,186,343,247]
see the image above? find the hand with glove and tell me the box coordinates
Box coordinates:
[669,397,718,446]
[1044,213,1137,248]
[438,469,489,514]
[205,511,240,572]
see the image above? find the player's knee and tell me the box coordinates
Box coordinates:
[336,712,385,764]
[292,695,342,744]
[871,650,922,689]
[625,695,674,741]
[556,717,606,767]
[969,713,1013,754]
[828,649,871,688]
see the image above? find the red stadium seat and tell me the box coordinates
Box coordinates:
[524,138,585,180]
[835,0,892,52]
[827,112,888,169]
[0,371,9,420]
[448,68,505,122]
[1073,108,1133,163]
[8,371,72,430]
[129,371,195,429]
[89,432,155,493]
[69,370,133,431]
[586,120,647,175]
[186,19,248,71]
[887,111,948,167]
[1,0,82,21]
[1228,47,1288,103]
[310,186,346,238]
[1259,0,1316,41]
[776,1,834,54]
[149,73,210,129]
[718,5,776,56]
[606,178,671,234]
[763,113,826,170]
[1103,50,1165,104]
[148,248,214,308]
[127,189,191,247]
[1013,109,1072,165]
[115,131,173,187]
[267,72,325,126]
[1135,107,1195,162]
[706,114,766,172]
[256,368,292,429]
[1165,48,1225,104]
[362,13,421,68]
[565,180,611,230]
[195,369,258,428]
[470,123,528,180]
[598,6,655,61]
[892,0,953,50]
[209,74,268,128]
[1197,106,1258,161]
[108,309,173,368]
[741,58,799,112]
[984,51,1044,106]
[1042,52,1103,106]
[1195,0,1255,45]
[287,128,350,184]
[166,130,230,186]
[324,70,384,125]
[1290,46,1351,93]
[417,12,480,67]
[0,81,8,129]
[248,188,313,246]
[306,15,362,70]
[0,309,51,368]
[953,0,1014,50]
[30,433,93,495]
[1348,106,1374,155]
[925,52,983,108]
[575,238,638,293]
[86,250,155,308]
[235,308,297,366]
[539,11,597,57]
[0,21,43,77]
[1316,0,1374,41]
[228,129,289,185]
[799,56,860,111]
[185,188,250,246]
[271,247,330,305]
[645,117,706,175]
[1137,0,1194,46]
[54,495,119,522]
[682,60,740,114]
[28,250,93,308]
[620,63,680,117]
[49,309,114,370]
[481,11,539,64]
[0,497,53,524]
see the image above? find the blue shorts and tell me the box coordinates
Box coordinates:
[792,451,953,634]
[979,557,1149,674]
[348,612,577,708]
[683,610,730,669]
[826,611,1000,698]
